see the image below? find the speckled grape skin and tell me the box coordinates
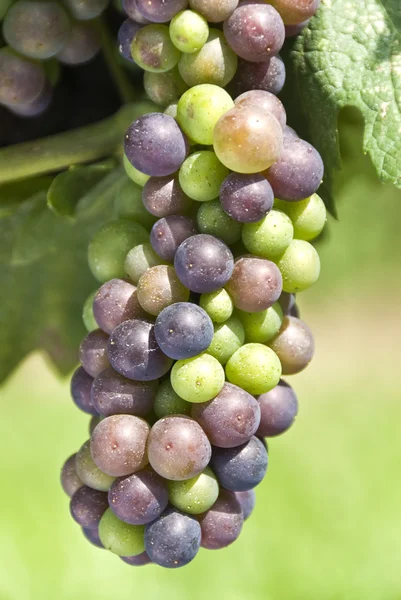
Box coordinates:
[191,382,260,448]
[108,468,168,525]
[154,379,192,418]
[220,173,274,223]
[61,454,83,497]
[98,509,145,556]
[124,243,163,285]
[57,22,100,66]
[270,0,320,25]
[274,193,327,242]
[211,436,268,491]
[136,265,190,315]
[117,19,141,61]
[235,90,286,128]
[124,113,188,177]
[79,330,110,378]
[90,415,150,477]
[148,416,211,480]
[0,49,46,106]
[142,174,192,218]
[170,354,225,403]
[196,200,242,245]
[257,379,298,436]
[229,55,286,97]
[144,68,189,107]
[122,0,150,23]
[107,319,173,381]
[150,216,197,262]
[268,316,314,375]
[225,343,282,395]
[167,467,219,514]
[82,526,104,548]
[234,489,256,520]
[145,506,201,568]
[131,25,181,72]
[75,440,115,492]
[93,279,147,335]
[206,316,245,365]
[199,289,233,323]
[242,209,294,259]
[225,256,282,313]
[276,239,320,293]
[237,302,283,344]
[70,486,109,528]
[121,552,151,566]
[189,0,238,22]
[135,0,188,22]
[70,366,97,415]
[91,368,157,417]
[199,489,243,549]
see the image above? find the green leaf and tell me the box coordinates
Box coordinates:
[0,176,52,218]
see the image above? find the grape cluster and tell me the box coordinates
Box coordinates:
[62,0,324,569]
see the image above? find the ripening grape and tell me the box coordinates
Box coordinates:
[283,125,299,142]
[122,0,150,23]
[257,380,298,437]
[168,466,219,514]
[199,489,243,549]
[121,552,151,566]
[98,509,145,556]
[82,290,98,332]
[57,22,100,65]
[188,0,238,22]
[275,239,320,293]
[93,279,147,335]
[274,194,327,241]
[7,82,52,117]
[79,329,110,378]
[136,265,190,315]
[225,343,282,395]
[234,490,256,520]
[61,454,83,497]
[118,19,142,62]
[234,90,287,129]
[75,440,116,492]
[164,102,178,118]
[150,216,197,261]
[71,366,97,415]
[196,200,242,245]
[211,436,268,491]
[70,486,109,529]
[114,179,156,228]
[91,368,158,417]
[64,0,109,19]
[237,302,284,344]
[269,0,320,25]
[131,25,181,73]
[0,48,46,106]
[144,68,188,106]
[179,150,229,202]
[153,378,192,418]
[169,10,209,53]
[229,55,286,96]
[82,526,104,549]
[171,353,225,403]
[124,243,164,284]
[220,173,274,223]
[242,210,294,259]
[206,316,245,365]
[199,289,233,323]
[123,155,150,187]
[268,316,314,374]
[142,174,193,218]
[134,0,188,23]
[225,256,282,313]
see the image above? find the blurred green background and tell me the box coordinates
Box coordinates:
[1,110,400,600]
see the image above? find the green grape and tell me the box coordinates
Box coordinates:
[98,509,145,556]
[123,154,150,187]
[168,466,219,514]
[169,10,209,54]
[225,343,282,395]
[179,150,229,202]
[131,24,181,73]
[164,102,178,119]
[82,290,98,332]
[276,239,320,293]
[197,200,242,245]
[114,179,157,228]
[124,242,164,284]
[171,354,225,403]
[200,289,233,323]
[206,316,245,366]
[178,28,237,87]
[88,220,149,283]
[177,84,234,145]
[144,67,188,107]
[237,302,283,343]
[242,209,294,259]
[154,379,192,419]
[274,194,327,241]
[75,441,115,492]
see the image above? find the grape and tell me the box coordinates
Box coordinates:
[70,486,109,529]
[154,302,214,360]
[264,138,324,201]
[82,290,98,332]
[136,265,190,315]
[70,366,97,415]
[122,0,150,23]
[114,179,156,228]
[225,343,282,394]
[283,125,299,142]
[121,552,151,565]
[64,0,108,19]
[57,21,100,65]
[188,0,238,22]
[268,316,314,374]
[61,454,83,497]
[144,68,188,107]
[150,216,197,262]
[79,329,110,378]
[196,200,242,245]
[199,489,243,549]
[169,10,209,53]
[108,468,168,525]
[177,84,234,145]
[174,234,234,293]
[76,440,116,492]
[213,106,283,174]
[124,113,188,176]
[148,415,211,480]
[211,436,268,491]
[82,526,104,549]
[179,151,229,203]
[93,279,147,335]
[123,154,150,187]
[285,19,310,37]
[153,378,192,418]
[164,102,178,118]
[220,173,274,223]
[269,0,320,25]
[0,48,46,106]
[278,291,296,315]
[107,319,173,381]
[142,174,192,218]
[134,0,188,22]
[88,220,149,283]
[145,506,201,568]
[178,28,237,87]
[257,379,298,436]
[168,466,219,514]
[206,316,245,365]
[223,4,285,62]
[3,1,70,60]
[89,415,102,435]
[171,354,225,403]
[91,414,150,477]
[234,490,256,520]
[191,382,260,448]
[118,19,142,62]
[6,81,52,117]
[131,25,181,73]
[225,257,282,312]
[274,193,327,241]
[275,239,320,293]
[91,368,157,417]
[199,289,233,323]
[242,210,294,259]
[98,509,145,556]
[234,90,286,129]
[237,302,283,344]
[124,243,164,284]
[229,55,286,96]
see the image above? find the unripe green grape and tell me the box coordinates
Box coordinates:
[171,354,225,403]
[237,302,283,343]
[242,209,294,259]
[75,441,115,492]
[177,84,234,145]
[114,179,157,228]
[144,67,188,107]
[131,24,181,73]
[179,150,229,202]
[82,290,98,332]
[225,343,282,395]
[164,102,178,119]
[123,154,150,187]
[169,10,209,54]
[124,242,164,284]
[200,289,234,323]
[98,509,145,556]
[274,194,326,241]
[276,239,320,293]
[168,467,219,514]
[197,200,242,245]
[206,316,245,365]
[154,379,192,418]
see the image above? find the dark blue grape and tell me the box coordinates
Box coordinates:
[220,173,274,223]
[211,436,268,491]
[61,454,83,497]
[121,552,152,566]
[71,366,97,415]
[91,367,157,417]
[117,19,142,61]
[82,526,104,549]
[234,490,256,520]
[70,486,109,529]
[229,55,286,97]
[199,489,243,550]
[150,215,197,262]
[257,380,298,437]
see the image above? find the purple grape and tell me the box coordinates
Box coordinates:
[82,526,104,548]
[285,19,310,37]
[79,330,110,378]
[91,368,157,417]
[107,320,173,381]
[121,552,152,566]
[211,436,268,491]
[93,279,147,335]
[124,113,189,177]
[174,234,234,294]
[70,486,109,529]
[122,0,150,23]
[118,19,142,61]
[219,173,274,223]
[234,489,256,520]
[234,90,286,128]
[278,291,296,315]
[268,316,314,374]
[57,22,100,66]
[135,0,188,22]
[283,125,299,142]
[229,55,286,96]
[150,216,197,262]
[257,380,298,437]
[199,489,243,549]
[70,366,97,415]
[61,454,83,497]
[7,80,52,117]
[226,257,282,312]
[142,174,192,218]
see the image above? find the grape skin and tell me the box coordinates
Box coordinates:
[169,9,209,54]
[93,278,147,335]
[229,55,286,97]
[196,200,242,245]
[131,24,181,73]
[170,353,225,403]
[211,436,268,491]
[70,486,109,529]
[0,48,46,106]
[220,173,274,223]
[234,90,287,129]
[150,215,197,262]
[135,0,188,23]
[167,466,219,514]
[144,68,189,107]
[91,368,158,417]
[257,379,298,436]
[82,526,104,549]
[225,256,282,313]
[225,343,282,395]
[189,0,238,22]
[64,0,108,20]
[79,329,110,378]
[276,239,320,293]
[70,366,97,415]
[75,440,115,492]
[98,508,145,556]
[270,0,320,25]
[118,19,142,62]
[199,489,243,549]
[121,552,151,566]
[61,454,83,497]
[234,489,256,520]
[268,316,314,375]
[122,0,151,23]
[153,379,192,418]
[136,265,190,315]
[142,174,193,218]
[57,22,100,66]
[206,316,245,365]
[124,243,163,285]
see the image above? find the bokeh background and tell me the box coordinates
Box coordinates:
[1,109,400,600]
